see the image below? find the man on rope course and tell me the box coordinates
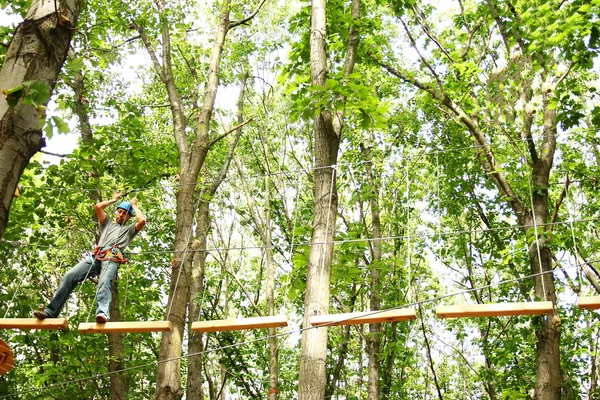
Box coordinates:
[33,191,146,324]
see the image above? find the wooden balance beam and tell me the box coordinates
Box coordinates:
[436,301,554,318]
[310,308,417,327]
[0,318,69,330]
[79,321,172,334]
[578,296,600,310]
[191,316,288,333]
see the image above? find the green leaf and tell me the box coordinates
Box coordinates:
[2,85,25,108]
[65,58,85,72]
[51,116,70,134]
[43,120,53,139]
[28,82,51,104]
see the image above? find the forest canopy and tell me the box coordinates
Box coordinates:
[0,0,599,399]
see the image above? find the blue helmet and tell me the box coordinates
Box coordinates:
[117,201,134,216]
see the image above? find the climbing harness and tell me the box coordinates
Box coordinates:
[92,245,128,264]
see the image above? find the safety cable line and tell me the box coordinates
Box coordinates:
[21,129,598,194]
[1,260,590,400]
[4,217,598,256]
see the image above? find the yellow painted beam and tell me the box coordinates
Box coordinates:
[310,309,417,327]
[578,296,600,310]
[191,316,288,333]
[436,301,554,318]
[0,318,69,330]
[78,321,172,334]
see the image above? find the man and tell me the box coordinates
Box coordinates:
[33,191,146,323]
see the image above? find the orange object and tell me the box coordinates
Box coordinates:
[0,338,14,374]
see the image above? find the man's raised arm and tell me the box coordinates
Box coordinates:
[94,191,121,224]
[129,198,146,231]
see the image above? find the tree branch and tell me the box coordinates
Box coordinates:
[371,54,528,219]
[412,4,454,63]
[207,118,253,149]
[398,16,446,96]
[228,0,268,29]
[134,22,165,82]
[548,174,569,231]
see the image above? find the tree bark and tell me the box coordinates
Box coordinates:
[109,280,128,399]
[257,99,280,400]
[0,0,82,239]
[298,1,339,398]
[363,142,382,400]
[528,95,560,400]
[186,73,246,400]
[142,2,229,397]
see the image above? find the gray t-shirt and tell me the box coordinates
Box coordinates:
[97,219,140,250]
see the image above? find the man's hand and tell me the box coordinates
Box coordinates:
[112,191,122,202]
[129,197,146,231]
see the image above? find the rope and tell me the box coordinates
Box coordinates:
[1,260,589,400]
[3,217,599,256]
[19,128,600,195]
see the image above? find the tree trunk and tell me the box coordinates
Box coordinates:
[186,202,209,400]
[363,143,382,400]
[262,134,279,400]
[150,3,232,398]
[0,0,82,239]
[298,1,340,398]
[109,280,128,399]
[186,72,247,400]
[528,99,560,400]
[325,284,358,398]
[590,328,599,400]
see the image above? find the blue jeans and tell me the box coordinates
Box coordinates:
[45,256,119,319]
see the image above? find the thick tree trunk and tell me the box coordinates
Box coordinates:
[152,3,232,398]
[529,102,560,400]
[186,202,210,400]
[0,0,81,239]
[109,280,128,399]
[297,2,339,397]
[155,180,195,400]
[186,72,245,399]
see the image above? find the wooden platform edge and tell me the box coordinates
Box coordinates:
[78,321,172,334]
[578,296,600,310]
[436,301,554,319]
[191,316,288,333]
[0,318,69,330]
[310,308,417,327]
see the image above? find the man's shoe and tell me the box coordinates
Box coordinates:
[95,313,109,324]
[33,310,50,319]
